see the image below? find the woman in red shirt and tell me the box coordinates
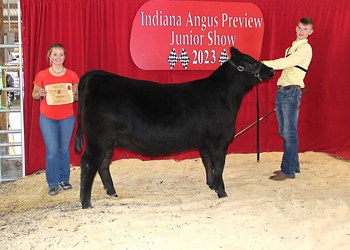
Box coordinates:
[32,44,79,196]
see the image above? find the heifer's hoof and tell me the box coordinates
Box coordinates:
[81,202,92,209]
[216,190,227,198]
[108,193,118,197]
[104,188,118,197]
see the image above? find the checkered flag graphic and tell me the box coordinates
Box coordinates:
[178,48,190,69]
[167,48,190,69]
[167,48,179,69]
[219,49,230,65]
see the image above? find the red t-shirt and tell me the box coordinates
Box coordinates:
[33,68,79,120]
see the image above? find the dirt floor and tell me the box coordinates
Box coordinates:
[1,152,350,250]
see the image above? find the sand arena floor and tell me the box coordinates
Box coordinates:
[1,152,350,250]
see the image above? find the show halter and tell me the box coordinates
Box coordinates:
[227,59,263,81]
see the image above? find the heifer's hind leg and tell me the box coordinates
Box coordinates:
[199,149,215,190]
[97,145,118,197]
[80,152,99,209]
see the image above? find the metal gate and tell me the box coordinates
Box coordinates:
[0,0,25,182]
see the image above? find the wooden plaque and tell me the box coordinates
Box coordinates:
[45,83,73,105]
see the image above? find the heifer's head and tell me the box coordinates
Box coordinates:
[229,47,274,82]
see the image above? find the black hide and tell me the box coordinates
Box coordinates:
[75,47,274,209]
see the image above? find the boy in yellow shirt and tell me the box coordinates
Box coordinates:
[263,17,314,180]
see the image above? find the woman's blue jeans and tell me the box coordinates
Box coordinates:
[275,88,302,177]
[40,114,75,188]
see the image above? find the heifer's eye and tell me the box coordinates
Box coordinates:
[248,63,255,67]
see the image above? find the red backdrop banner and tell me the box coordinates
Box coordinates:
[21,0,350,175]
[130,1,264,70]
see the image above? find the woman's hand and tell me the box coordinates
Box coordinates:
[32,85,46,100]
[38,88,47,97]
[73,84,79,101]
[72,84,78,96]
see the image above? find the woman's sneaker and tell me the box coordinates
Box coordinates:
[59,182,72,190]
[48,187,58,196]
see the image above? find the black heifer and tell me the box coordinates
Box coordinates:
[74,47,274,209]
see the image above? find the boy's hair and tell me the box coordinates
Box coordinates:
[300,17,313,27]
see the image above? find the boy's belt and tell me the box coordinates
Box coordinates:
[277,85,300,93]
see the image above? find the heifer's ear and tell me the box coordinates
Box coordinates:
[230,47,241,63]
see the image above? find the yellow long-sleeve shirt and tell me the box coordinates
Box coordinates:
[263,39,312,88]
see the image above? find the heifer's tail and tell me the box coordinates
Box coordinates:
[74,71,91,153]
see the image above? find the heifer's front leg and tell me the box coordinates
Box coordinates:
[80,153,98,209]
[199,149,215,190]
[97,146,117,197]
[211,152,228,198]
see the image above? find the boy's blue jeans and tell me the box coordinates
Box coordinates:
[275,88,302,178]
[40,114,75,188]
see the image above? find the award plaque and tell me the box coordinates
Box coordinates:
[45,83,73,105]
